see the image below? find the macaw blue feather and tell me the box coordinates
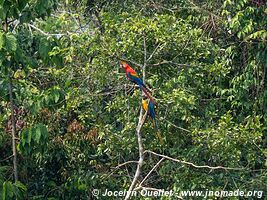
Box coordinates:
[149,101,158,130]
[127,72,145,87]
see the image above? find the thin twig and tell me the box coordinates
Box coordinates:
[164,119,191,133]
[28,24,66,37]
[139,158,165,186]
[147,43,166,62]
[0,154,14,162]
[149,60,192,67]
[143,36,147,83]
[145,150,244,171]
[114,161,139,169]
[106,161,139,179]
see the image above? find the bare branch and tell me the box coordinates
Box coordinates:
[143,36,147,82]
[28,24,66,37]
[106,160,139,179]
[8,77,18,182]
[164,119,191,133]
[124,36,148,200]
[124,110,148,200]
[149,60,192,67]
[139,158,165,186]
[0,154,14,162]
[145,150,244,171]
[115,161,139,169]
[147,43,166,62]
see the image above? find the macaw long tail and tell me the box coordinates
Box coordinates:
[140,86,158,106]
[152,118,164,145]
[152,117,159,130]
[156,131,164,145]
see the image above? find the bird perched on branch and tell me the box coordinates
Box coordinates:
[142,96,164,145]
[120,60,157,106]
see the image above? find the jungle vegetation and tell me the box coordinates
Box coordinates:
[0,0,266,199]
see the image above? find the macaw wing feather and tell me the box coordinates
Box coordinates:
[127,72,140,79]
[128,73,144,86]
[130,71,139,78]
[148,102,156,117]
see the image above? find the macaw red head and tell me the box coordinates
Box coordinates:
[119,60,129,70]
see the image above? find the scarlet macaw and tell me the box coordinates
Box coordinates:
[120,60,157,106]
[142,96,164,144]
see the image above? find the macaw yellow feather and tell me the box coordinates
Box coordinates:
[142,99,149,112]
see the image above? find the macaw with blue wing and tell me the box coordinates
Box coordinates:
[142,96,164,144]
[120,60,157,106]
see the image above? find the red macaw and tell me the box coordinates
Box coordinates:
[142,96,164,144]
[120,60,157,106]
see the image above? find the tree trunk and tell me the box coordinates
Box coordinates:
[8,77,18,182]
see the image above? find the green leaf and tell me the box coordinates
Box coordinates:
[21,129,31,144]
[2,181,14,200]
[6,181,14,199]
[39,38,51,58]
[54,90,60,103]
[34,125,42,143]
[34,123,48,142]
[14,181,27,193]
[17,0,27,11]
[0,0,6,20]
[26,129,32,144]
[2,181,7,200]
[0,31,4,49]
[0,79,9,101]
[5,33,17,52]
[40,124,48,139]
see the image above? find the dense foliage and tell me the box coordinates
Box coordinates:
[0,0,266,199]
